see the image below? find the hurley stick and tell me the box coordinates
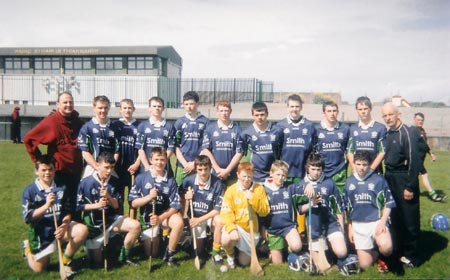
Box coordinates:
[247,200,264,276]
[189,187,201,270]
[52,205,68,280]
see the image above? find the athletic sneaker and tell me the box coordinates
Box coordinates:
[123,259,139,266]
[212,254,223,265]
[400,256,415,268]
[226,256,236,269]
[429,191,447,202]
[64,265,77,278]
[163,250,179,267]
[377,259,389,274]
[22,240,29,259]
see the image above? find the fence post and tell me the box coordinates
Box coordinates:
[233,78,236,104]
[213,78,216,106]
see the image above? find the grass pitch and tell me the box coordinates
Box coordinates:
[0,142,449,279]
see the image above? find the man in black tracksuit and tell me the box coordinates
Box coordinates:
[381,102,422,271]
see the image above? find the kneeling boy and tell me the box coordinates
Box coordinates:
[181,155,225,264]
[220,162,270,268]
[77,151,141,267]
[129,147,184,267]
[345,150,395,272]
[22,155,88,275]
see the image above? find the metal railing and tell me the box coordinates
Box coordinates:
[0,75,273,108]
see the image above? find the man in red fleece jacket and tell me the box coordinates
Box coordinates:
[24,92,84,221]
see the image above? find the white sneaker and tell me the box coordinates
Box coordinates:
[226,256,236,269]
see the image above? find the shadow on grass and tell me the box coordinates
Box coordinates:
[418,230,448,263]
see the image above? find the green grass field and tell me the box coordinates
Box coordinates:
[0,142,449,279]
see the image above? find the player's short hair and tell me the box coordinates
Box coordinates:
[57,91,73,102]
[353,150,371,164]
[216,100,232,110]
[270,160,289,175]
[120,98,135,108]
[306,153,325,169]
[93,95,111,107]
[355,96,372,109]
[237,162,254,174]
[149,96,165,108]
[97,151,116,164]
[251,101,268,114]
[414,112,425,119]
[287,94,303,105]
[194,155,212,169]
[35,154,55,169]
[183,91,199,103]
[150,147,167,159]
[322,100,338,112]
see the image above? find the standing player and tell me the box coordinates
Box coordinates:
[347,96,386,174]
[78,95,118,178]
[24,92,84,221]
[111,99,140,214]
[381,102,422,269]
[174,91,209,186]
[314,100,350,195]
[261,160,304,264]
[201,100,244,186]
[129,147,184,267]
[276,94,315,235]
[76,151,141,267]
[181,155,225,264]
[135,96,175,173]
[221,162,270,268]
[345,150,395,273]
[240,102,282,183]
[413,112,446,202]
[22,155,88,274]
[294,153,349,275]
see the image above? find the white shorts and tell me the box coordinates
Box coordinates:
[85,216,124,250]
[141,225,161,241]
[310,231,343,252]
[223,225,260,257]
[192,218,213,239]
[352,221,381,250]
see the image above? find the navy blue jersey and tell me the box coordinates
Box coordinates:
[314,121,350,177]
[293,175,343,238]
[111,118,140,172]
[174,113,209,165]
[180,173,225,217]
[201,121,244,178]
[78,118,118,159]
[22,180,67,251]
[347,120,386,162]
[276,117,316,178]
[262,182,298,236]
[135,119,175,156]
[76,174,121,229]
[240,123,282,182]
[128,170,181,227]
[345,172,396,223]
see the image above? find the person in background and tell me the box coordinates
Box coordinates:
[11,106,22,143]
[413,112,446,202]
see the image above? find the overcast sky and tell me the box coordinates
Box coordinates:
[1,0,449,104]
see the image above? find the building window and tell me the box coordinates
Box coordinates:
[4,57,31,74]
[35,57,60,74]
[96,56,124,74]
[128,56,154,74]
[65,57,92,74]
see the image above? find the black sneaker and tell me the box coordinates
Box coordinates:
[166,256,179,267]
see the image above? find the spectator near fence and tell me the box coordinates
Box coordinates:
[11,106,22,143]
